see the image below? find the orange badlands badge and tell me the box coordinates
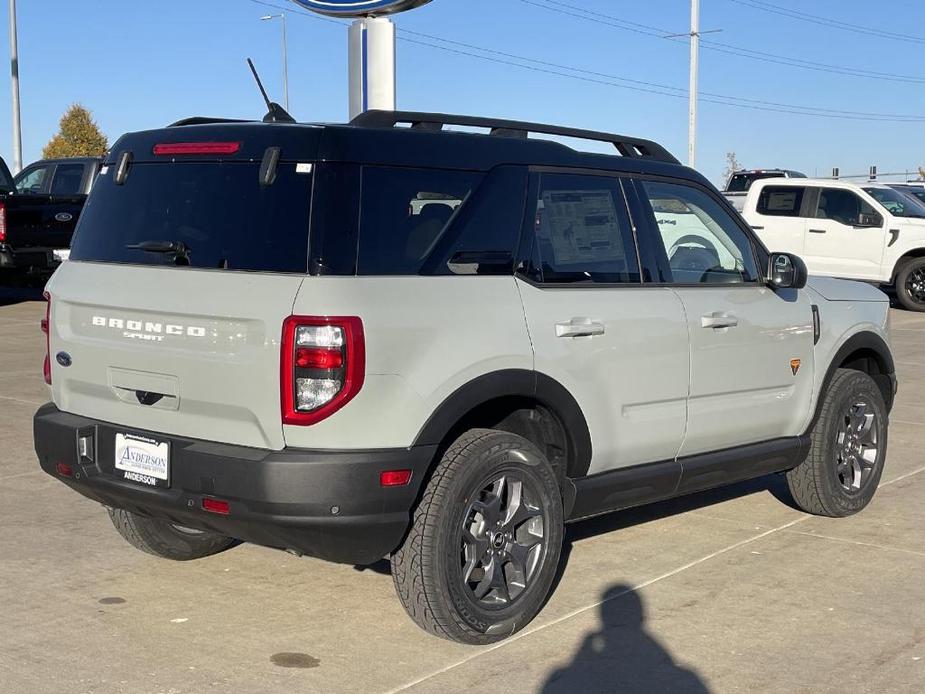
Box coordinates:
[790,359,802,376]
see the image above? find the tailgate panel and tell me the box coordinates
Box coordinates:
[46,261,303,450]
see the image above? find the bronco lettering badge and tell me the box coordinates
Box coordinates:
[791,359,802,376]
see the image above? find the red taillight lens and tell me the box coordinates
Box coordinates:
[202,498,230,515]
[42,291,51,385]
[380,470,412,487]
[55,462,73,477]
[153,142,241,156]
[0,201,7,243]
[281,316,365,426]
[295,347,344,370]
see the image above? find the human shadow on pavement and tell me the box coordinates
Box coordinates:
[541,584,709,694]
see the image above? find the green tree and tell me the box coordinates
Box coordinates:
[42,104,108,159]
[919,166,925,181]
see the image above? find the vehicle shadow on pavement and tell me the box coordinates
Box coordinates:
[354,473,800,576]
[0,284,46,306]
[540,584,709,694]
[567,472,798,545]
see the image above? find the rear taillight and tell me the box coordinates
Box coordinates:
[0,201,7,243]
[41,291,51,385]
[281,316,365,426]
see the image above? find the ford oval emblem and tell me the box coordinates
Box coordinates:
[291,0,432,17]
[55,212,73,223]
[56,351,72,367]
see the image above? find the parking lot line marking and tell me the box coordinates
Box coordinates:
[782,530,925,558]
[391,462,925,693]
[0,469,43,482]
[0,395,44,407]
[881,464,925,487]
[387,515,811,694]
[890,418,925,428]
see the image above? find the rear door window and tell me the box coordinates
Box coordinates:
[357,167,483,275]
[756,185,806,217]
[69,163,312,273]
[527,173,640,284]
[50,163,86,196]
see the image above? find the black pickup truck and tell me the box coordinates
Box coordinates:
[0,156,101,279]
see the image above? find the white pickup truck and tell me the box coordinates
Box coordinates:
[740,178,925,311]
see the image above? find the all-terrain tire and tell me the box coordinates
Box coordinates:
[894,257,925,312]
[787,369,888,517]
[391,429,564,645]
[108,508,235,561]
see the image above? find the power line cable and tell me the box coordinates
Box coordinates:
[727,0,925,45]
[523,0,925,84]
[245,0,925,122]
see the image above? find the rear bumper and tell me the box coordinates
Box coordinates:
[0,244,59,272]
[33,403,436,565]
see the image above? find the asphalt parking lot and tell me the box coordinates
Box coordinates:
[1,285,923,694]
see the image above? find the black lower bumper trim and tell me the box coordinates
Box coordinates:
[33,403,436,565]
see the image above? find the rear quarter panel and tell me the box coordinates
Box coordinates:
[284,277,533,450]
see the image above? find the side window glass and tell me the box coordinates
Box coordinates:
[15,165,50,194]
[50,164,86,196]
[357,167,482,275]
[640,180,759,285]
[757,186,805,217]
[816,189,878,227]
[531,173,640,284]
[422,166,526,276]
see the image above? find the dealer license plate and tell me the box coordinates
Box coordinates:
[114,433,170,488]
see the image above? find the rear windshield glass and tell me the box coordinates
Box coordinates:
[70,162,312,273]
[727,173,787,193]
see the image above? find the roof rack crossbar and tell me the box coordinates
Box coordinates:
[350,110,679,164]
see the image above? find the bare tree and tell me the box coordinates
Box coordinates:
[723,152,743,182]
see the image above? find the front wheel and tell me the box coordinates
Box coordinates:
[787,369,888,517]
[894,257,925,312]
[391,429,564,644]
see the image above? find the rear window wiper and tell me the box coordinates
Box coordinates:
[126,240,191,265]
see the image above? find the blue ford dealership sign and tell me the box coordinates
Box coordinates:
[291,0,433,18]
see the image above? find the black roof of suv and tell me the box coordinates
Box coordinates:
[108,110,698,183]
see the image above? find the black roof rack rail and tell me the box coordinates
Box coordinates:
[168,117,252,127]
[350,110,680,165]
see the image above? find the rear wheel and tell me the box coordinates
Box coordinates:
[894,257,925,312]
[391,429,564,644]
[787,369,888,517]
[108,508,235,560]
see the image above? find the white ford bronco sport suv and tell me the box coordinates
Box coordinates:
[740,177,925,311]
[34,111,896,644]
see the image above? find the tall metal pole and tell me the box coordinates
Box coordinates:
[9,0,22,174]
[688,0,699,168]
[281,13,289,111]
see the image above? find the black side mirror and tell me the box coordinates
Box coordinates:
[855,212,883,228]
[769,252,807,290]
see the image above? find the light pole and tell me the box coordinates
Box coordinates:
[688,0,699,168]
[9,0,22,174]
[260,13,289,111]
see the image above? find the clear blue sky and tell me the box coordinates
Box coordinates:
[2,0,924,185]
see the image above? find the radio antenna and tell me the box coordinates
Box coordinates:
[247,58,295,124]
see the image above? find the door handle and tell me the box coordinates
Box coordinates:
[556,318,605,338]
[809,228,827,234]
[701,312,739,330]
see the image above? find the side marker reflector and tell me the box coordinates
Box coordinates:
[380,470,412,487]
